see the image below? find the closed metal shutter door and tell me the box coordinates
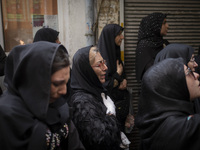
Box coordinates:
[124,0,200,149]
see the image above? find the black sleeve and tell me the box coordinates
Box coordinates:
[104,65,126,92]
[0,45,7,76]
[67,120,85,150]
[72,94,121,150]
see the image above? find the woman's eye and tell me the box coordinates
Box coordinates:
[52,83,59,87]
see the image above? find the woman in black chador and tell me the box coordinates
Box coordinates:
[70,46,124,150]
[0,45,7,95]
[154,43,198,71]
[33,27,61,44]
[135,57,200,150]
[0,42,84,150]
[98,24,134,132]
[136,12,169,81]
[33,27,72,103]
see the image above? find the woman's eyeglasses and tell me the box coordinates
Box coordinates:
[186,67,195,79]
[92,60,107,69]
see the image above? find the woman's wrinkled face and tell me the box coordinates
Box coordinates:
[115,31,124,46]
[91,52,108,83]
[188,54,198,72]
[185,65,200,101]
[50,66,70,103]
[160,19,169,36]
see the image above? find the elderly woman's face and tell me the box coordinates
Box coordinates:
[91,52,108,83]
[185,65,200,100]
[187,54,198,72]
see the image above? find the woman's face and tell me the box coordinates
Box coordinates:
[187,54,198,71]
[91,52,108,83]
[185,65,200,100]
[50,66,70,103]
[115,31,124,46]
[160,19,169,36]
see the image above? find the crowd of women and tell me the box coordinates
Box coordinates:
[0,11,200,150]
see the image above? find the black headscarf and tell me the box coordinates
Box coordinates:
[0,42,70,149]
[70,45,104,100]
[135,58,200,150]
[33,28,59,43]
[0,45,7,76]
[98,24,124,78]
[136,12,169,80]
[154,43,194,65]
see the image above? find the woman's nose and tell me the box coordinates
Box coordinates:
[102,63,108,71]
[58,84,67,95]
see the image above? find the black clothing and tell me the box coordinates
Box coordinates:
[98,24,125,90]
[0,45,6,76]
[33,27,72,105]
[33,27,59,43]
[135,58,200,150]
[70,46,121,150]
[98,24,130,131]
[136,12,169,81]
[154,43,194,65]
[154,43,200,113]
[0,45,7,95]
[0,42,84,150]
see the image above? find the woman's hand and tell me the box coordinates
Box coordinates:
[118,79,127,90]
[116,60,123,76]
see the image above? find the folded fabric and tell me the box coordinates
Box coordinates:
[101,93,116,116]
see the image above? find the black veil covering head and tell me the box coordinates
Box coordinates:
[33,27,59,43]
[154,43,194,65]
[0,44,7,76]
[0,41,75,150]
[70,45,104,100]
[4,41,68,120]
[136,12,169,81]
[98,24,124,77]
[135,58,195,150]
[138,12,167,41]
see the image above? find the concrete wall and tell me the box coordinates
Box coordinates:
[57,0,120,61]
[58,0,86,62]
[97,0,119,39]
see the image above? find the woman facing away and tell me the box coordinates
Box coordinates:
[136,12,169,81]
[70,45,130,150]
[135,57,200,150]
[0,41,84,150]
[33,27,61,44]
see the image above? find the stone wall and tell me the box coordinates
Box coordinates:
[96,0,120,39]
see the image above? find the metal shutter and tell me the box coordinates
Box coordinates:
[124,0,200,149]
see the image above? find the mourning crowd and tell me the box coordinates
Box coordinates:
[0,12,200,150]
